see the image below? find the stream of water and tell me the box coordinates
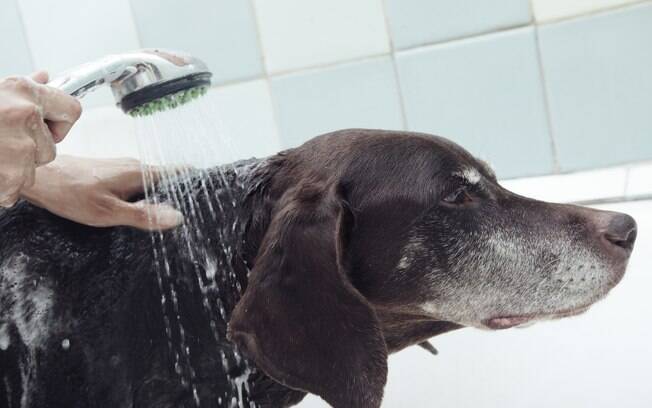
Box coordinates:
[133,98,254,408]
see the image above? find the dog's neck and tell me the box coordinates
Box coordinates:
[154,159,269,310]
[146,157,461,405]
[186,158,462,356]
[374,307,462,353]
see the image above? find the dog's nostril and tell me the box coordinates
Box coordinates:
[604,214,637,250]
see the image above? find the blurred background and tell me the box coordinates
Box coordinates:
[1,0,650,407]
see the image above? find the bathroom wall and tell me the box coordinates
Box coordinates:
[1,0,651,179]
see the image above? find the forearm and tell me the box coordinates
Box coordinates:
[20,160,59,208]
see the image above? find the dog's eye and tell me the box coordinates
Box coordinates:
[442,188,473,206]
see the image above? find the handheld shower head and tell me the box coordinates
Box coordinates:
[48,49,212,117]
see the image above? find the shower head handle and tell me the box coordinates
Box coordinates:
[48,49,212,114]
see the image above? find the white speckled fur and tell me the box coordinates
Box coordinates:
[0,253,55,407]
[454,167,482,185]
[413,223,611,328]
[0,323,9,350]
[396,240,425,271]
[0,254,54,349]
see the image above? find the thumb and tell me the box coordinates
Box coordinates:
[114,200,184,231]
[30,70,49,84]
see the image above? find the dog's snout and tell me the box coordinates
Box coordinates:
[603,213,637,251]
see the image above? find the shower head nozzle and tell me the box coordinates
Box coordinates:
[48,49,212,117]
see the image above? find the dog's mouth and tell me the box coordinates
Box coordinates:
[483,304,592,330]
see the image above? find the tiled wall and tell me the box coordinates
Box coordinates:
[1,0,651,179]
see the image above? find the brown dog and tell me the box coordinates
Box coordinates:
[0,129,636,407]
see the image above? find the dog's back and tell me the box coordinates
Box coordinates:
[0,160,284,407]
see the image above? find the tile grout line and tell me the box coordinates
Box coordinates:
[623,166,632,198]
[395,22,534,55]
[532,25,561,173]
[268,51,393,79]
[210,23,538,85]
[209,73,265,91]
[246,0,284,148]
[533,0,652,25]
[380,0,408,131]
[247,0,270,78]
[125,0,144,49]
[529,0,537,23]
[14,0,37,72]
[570,193,652,206]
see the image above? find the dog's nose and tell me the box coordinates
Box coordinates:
[603,213,637,251]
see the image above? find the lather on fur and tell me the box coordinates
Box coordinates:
[0,129,637,407]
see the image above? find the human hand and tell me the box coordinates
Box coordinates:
[20,156,184,231]
[0,71,82,207]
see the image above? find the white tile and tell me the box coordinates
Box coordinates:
[19,0,140,77]
[501,166,628,203]
[531,0,642,22]
[537,4,652,171]
[130,0,263,85]
[385,0,531,49]
[625,161,652,198]
[0,0,33,78]
[253,0,390,73]
[396,27,554,179]
[271,57,404,148]
[57,106,139,159]
[200,80,281,161]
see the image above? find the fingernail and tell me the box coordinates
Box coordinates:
[154,207,184,229]
[0,198,16,208]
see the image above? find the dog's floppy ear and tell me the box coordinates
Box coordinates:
[228,182,388,408]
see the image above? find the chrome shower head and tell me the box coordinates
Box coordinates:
[48,49,212,117]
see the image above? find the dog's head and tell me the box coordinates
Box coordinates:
[229,129,636,407]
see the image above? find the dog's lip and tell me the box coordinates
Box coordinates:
[483,305,592,330]
[483,316,532,330]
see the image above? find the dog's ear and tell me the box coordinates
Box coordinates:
[228,182,388,408]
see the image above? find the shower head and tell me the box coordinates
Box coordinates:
[48,49,212,117]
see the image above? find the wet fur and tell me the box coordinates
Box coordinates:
[0,129,635,407]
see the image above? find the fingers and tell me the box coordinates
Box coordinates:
[0,136,39,208]
[0,194,20,208]
[22,144,37,189]
[119,162,193,198]
[112,199,184,231]
[0,184,21,207]
[26,108,57,165]
[35,85,82,143]
[30,71,49,84]
[0,167,26,208]
[1,74,81,144]
[20,72,82,143]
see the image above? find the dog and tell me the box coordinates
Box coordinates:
[0,129,637,408]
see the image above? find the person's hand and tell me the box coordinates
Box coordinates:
[0,71,82,207]
[20,156,184,231]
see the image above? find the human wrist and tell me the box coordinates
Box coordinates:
[20,162,56,207]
